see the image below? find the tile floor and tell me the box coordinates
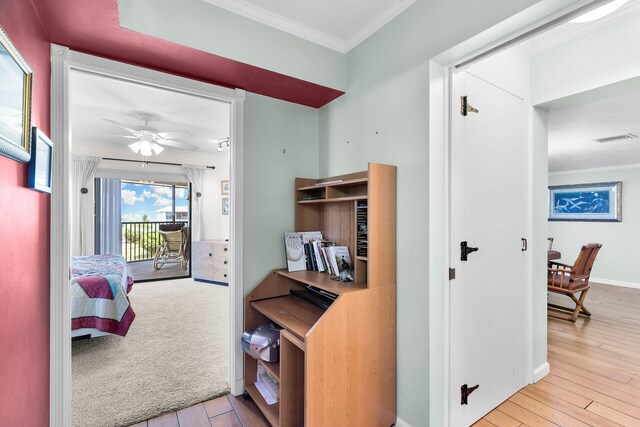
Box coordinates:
[130,394,269,427]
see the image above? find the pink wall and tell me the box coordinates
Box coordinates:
[0,0,51,425]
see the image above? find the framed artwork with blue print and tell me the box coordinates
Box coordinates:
[27,127,52,193]
[548,181,621,222]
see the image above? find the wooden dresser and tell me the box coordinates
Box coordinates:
[191,239,229,285]
[244,163,397,426]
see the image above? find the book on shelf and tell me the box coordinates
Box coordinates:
[325,246,339,275]
[303,243,313,271]
[284,231,323,272]
[333,246,353,274]
[284,232,305,272]
[320,241,336,275]
[312,241,326,272]
[357,199,368,257]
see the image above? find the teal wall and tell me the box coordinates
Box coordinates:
[119,0,586,424]
[319,1,576,424]
[531,12,640,107]
[243,93,320,295]
[118,0,346,91]
[549,167,640,285]
[532,108,549,370]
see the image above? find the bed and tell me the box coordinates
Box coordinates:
[71,255,136,338]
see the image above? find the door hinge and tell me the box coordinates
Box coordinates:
[449,268,456,280]
[461,383,480,405]
[460,95,479,116]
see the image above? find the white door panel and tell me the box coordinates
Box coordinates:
[450,71,527,426]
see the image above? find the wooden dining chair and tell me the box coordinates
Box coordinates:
[548,243,602,322]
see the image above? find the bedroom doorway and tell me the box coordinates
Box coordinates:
[50,46,245,427]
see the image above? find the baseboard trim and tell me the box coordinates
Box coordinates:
[194,278,229,287]
[591,277,640,290]
[395,416,412,427]
[533,362,550,383]
[230,378,244,396]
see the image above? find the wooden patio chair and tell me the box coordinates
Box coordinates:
[548,243,602,322]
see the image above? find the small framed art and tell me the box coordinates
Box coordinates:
[222,197,230,215]
[548,181,621,222]
[221,180,230,195]
[27,127,53,193]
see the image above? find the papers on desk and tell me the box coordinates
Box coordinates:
[255,362,280,405]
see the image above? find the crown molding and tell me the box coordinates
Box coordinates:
[203,0,415,53]
[549,162,640,175]
[526,0,640,55]
[343,0,416,52]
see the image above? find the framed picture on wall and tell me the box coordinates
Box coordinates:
[0,25,33,163]
[27,127,52,193]
[222,197,230,215]
[221,180,230,195]
[548,181,622,222]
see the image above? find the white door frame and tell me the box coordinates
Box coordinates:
[50,44,246,427]
[428,1,611,425]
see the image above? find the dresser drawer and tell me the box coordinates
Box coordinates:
[213,256,228,269]
[212,242,229,254]
[212,268,229,283]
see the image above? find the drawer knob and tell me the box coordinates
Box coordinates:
[224,261,228,265]
[209,253,212,257]
[224,274,227,278]
[224,248,228,252]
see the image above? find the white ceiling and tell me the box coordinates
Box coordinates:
[203,0,415,53]
[69,69,231,158]
[526,0,640,55]
[548,89,640,172]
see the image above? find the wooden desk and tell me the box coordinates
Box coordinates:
[548,250,561,261]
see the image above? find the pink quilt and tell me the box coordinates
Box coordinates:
[71,255,135,336]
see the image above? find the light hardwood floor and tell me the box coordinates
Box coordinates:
[476,282,640,427]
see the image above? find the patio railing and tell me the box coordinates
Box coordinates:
[121,221,187,262]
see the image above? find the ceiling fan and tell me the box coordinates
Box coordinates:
[101,112,196,156]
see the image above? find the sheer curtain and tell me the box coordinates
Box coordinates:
[72,156,101,255]
[183,165,205,242]
[97,178,122,255]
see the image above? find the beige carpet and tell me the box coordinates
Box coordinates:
[72,279,229,427]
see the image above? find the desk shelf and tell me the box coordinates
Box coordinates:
[277,270,366,294]
[244,163,396,426]
[250,295,324,341]
[246,384,279,427]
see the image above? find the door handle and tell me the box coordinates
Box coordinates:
[522,238,528,251]
[460,241,479,261]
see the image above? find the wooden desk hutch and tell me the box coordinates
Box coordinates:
[244,162,397,426]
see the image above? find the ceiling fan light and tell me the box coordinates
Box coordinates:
[128,141,142,154]
[570,0,628,23]
[137,140,152,157]
[139,146,153,157]
[151,143,164,155]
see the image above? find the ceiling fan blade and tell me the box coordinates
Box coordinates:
[99,135,140,139]
[156,138,196,150]
[101,118,140,135]
[156,130,194,140]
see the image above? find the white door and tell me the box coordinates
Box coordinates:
[449,70,527,426]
